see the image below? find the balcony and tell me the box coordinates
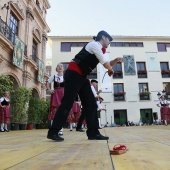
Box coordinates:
[31,55,43,65]
[161,70,170,78]
[137,70,147,78]
[113,70,123,79]
[139,92,150,100]
[0,17,27,56]
[114,92,126,101]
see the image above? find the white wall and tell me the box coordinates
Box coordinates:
[49,36,170,124]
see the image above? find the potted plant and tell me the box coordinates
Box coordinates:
[139,91,151,96]
[138,70,147,73]
[161,70,170,74]
[36,99,50,129]
[114,92,126,96]
[27,97,40,130]
[10,87,32,130]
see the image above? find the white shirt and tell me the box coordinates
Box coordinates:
[47,74,64,84]
[85,41,109,65]
[0,97,10,102]
[91,85,98,97]
[97,101,103,111]
[157,99,169,105]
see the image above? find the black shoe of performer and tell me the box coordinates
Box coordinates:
[76,129,85,132]
[88,134,109,140]
[47,132,64,142]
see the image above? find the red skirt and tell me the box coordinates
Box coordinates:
[48,88,64,120]
[67,102,81,123]
[0,106,10,123]
[160,107,170,121]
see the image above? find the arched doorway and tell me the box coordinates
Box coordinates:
[32,88,40,98]
[9,75,20,90]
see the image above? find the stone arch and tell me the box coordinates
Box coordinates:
[32,87,40,98]
[5,73,21,89]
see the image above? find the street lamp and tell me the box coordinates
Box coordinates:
[157,92,161,99]
[162,89,166,95]
[1,1,10,25]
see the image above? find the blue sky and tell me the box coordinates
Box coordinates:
[46,0,170,36]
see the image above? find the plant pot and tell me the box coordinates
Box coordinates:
[11,123,19,130]
[35,124,41,129]
[19,124,27,130]
[26,123,33,130]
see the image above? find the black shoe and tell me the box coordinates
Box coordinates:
[47,132,64,142]
[88,134,109,140]
[98,127,102,129]
[76,129,85,132]
[4,129,9,132]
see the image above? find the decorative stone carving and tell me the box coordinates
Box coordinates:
[26,7,34,20]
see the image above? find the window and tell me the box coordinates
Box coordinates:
[157,43,170,52]
[61,42,88,52]
[139,83,150,100]
[32,40,38,63]
[61,43,71,52]
[110,42,143,47]
[113,83,125,101]
[9,12,18,43]
[137,62,147,78]
[9,13,18,35]
[46,66,51,75]
[160,62,170,78]
[112,63,123,78]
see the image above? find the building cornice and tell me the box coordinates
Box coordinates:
[48,35,170,41]
[43,0,51,9]
[10,2,25,20]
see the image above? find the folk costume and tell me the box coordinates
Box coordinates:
[157,99,170,125]
[48,74,64,135]
[48,30,113,141]
[0,97,10,132]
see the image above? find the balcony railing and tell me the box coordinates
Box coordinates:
[137,70,147,78]
[114,92,126,101]
[161,70,170,78]
[31,55,43,65]
[113,70,123,78]
[0,17,27,56]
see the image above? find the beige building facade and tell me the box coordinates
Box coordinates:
[0,0,50,98]
[49,35,170,125]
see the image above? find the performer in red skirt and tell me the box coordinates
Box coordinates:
[157,95,170,125]
[47,63,65,135]
[0,91,10,132]
[67,95,81,131]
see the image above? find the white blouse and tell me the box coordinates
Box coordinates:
[47,74,64,84]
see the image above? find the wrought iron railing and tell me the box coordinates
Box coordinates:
[31,55,43,65]
[0,16,27,56]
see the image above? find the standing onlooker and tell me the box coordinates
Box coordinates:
[157,95,170,126]
[97,97,106,128]
[47,63,65,135]
[0,91,10,132]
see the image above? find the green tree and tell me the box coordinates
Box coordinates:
[0,75,13,97]
[10,87,32,123]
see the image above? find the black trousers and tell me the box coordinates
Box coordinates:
[50,70,99,137]
[76,109,85,130]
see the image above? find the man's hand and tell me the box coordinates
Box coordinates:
[108,69,114,76]
[116,57,124,63]
[97,90,102,94]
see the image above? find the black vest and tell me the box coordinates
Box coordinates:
[73,46,99,75]
[1,98,9,106]
[53,75,64,88]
